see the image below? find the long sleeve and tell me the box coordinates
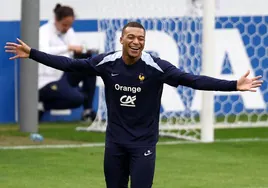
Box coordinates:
[30,48,104,76]
[39,38,69,55]
[39,25,69,55]
[66,28,81,46]
[39,22,81,56]
[158,60,237,91]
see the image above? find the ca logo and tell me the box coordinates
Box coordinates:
[120,95,136,107]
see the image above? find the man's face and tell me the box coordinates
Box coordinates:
[120,27,145,59]
[55,16,74,34]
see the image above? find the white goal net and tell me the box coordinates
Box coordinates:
[76,0,268,141]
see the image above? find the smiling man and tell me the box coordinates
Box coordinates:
[4,21,263,188]
[120,22,145,64]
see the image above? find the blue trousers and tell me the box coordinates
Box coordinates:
[104,142,156,188]
[39,72,96,110]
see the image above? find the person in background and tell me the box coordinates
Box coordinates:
[38,3,97,122]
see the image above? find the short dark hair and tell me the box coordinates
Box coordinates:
[53,3,74,21]
[121,22,145,36]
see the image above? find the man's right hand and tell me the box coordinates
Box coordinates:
[4,38,31,60]
[68,45,83,53]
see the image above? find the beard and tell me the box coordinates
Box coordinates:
[128,53,137,59]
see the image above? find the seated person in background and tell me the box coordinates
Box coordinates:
[38,3,97,122]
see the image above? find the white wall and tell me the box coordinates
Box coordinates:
[1,0,268,21]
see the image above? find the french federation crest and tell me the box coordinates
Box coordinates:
[138,73,145,82]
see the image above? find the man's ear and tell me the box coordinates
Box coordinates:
[120,36,123,44]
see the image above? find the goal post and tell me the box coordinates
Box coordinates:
[201,0,216,142]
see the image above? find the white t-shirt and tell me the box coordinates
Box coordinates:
[38,20,80,88]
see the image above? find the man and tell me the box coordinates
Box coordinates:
[38,3,96,121]
[5,22,263,188]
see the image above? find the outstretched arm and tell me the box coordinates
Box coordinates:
[160,60,263,92]
[5,38,102,75]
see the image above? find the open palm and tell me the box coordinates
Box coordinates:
[4,38,31,60]
[237,70,263,92]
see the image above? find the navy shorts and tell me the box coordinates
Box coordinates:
[104,142,156,188]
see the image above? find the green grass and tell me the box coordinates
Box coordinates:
[1,122,268,142]
[1,123,268,188]
[215,127,268,139]
[0,122,179,143]
[1,143,268,188]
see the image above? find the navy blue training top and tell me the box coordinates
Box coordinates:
[30,49,237,146]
